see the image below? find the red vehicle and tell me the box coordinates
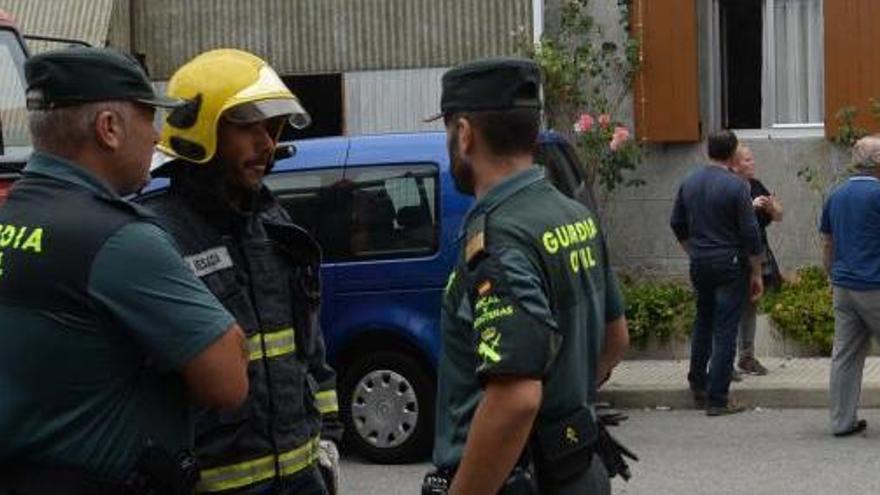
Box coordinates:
[0,10,30,206]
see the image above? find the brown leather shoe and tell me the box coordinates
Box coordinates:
[738,357,769,375]
[706,402,747,417]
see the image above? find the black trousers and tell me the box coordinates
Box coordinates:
[537,460,610,495]
[0,464,128,495]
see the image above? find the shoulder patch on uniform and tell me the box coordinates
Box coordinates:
[465,231,485,263]
[184,246,233,278]
[465,214,487,266]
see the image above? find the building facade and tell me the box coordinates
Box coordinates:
[2,0,863,277]
[598,0,873,277]
[0,0,535,137]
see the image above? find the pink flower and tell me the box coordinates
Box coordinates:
[598,113,611,128]
[609,126,631,151]
[573,113,594,134]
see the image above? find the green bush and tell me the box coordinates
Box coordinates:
[621,278,694,348]
[759,266,834,355]
[621,267,835,354]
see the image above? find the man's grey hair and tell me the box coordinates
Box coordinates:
[852,135,880,170]
[28,100,131,155]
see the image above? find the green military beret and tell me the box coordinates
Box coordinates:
[427,57,541,121]
[24,46,182,110]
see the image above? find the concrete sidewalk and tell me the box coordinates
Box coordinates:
[600,357,880,409]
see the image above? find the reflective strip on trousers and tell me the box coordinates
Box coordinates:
[247,327,296,361]
[315,389,339,414]
[196,436,320,493]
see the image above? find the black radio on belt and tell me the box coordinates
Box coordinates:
[129,444,200,495]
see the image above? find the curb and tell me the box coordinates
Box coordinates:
[600,384,880,410]
[598,357,880,410]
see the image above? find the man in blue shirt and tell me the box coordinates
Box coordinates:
[0,47,249,494]
[670,130,763,416]
[820,135,880,437]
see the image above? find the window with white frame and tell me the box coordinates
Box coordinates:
[706,0,824,130]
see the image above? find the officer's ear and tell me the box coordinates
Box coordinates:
[93,107,126,151]
[456,117,475,157]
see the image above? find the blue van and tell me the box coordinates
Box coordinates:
[260,130,594,463]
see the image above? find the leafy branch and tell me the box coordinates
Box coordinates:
[517,0,642,194]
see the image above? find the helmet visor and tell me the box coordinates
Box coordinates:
[223,98,312,129]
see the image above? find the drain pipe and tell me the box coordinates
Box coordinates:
[532,0,544,43]
[533,0,546,130]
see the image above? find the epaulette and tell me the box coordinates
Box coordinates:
[465,213,487,268]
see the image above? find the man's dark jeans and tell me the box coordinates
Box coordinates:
[688,254,749,408]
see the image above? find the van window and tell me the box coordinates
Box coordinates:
[346,164,439,260]
[0,28,29,157]
[265,167,349,261]
[267,163,439,262]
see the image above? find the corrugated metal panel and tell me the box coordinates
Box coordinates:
[134,0,533,79]
[0,0,119,53]
[344,67,446,135]
[106,0,131,51]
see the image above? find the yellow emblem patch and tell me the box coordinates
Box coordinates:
[477,279,493,296]
[565,426,579,444]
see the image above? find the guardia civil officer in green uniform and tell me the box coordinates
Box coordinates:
[426,58,631,495]
[0,47,249,494]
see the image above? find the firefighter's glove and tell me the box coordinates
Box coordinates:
[317,439,340,495]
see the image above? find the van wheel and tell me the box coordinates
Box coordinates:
[340,351,434,464]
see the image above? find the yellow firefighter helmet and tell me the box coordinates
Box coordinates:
[157,48,310,164]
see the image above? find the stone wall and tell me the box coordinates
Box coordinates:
[602,135,850,278]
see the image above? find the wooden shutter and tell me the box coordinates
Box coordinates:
[632,0,700,142]
[824,0,880,138]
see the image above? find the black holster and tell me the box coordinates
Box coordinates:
[593,422,638,481]
[126,445,200,495]
[531,407,598,486]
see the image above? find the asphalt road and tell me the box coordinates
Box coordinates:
[340,408,880,494]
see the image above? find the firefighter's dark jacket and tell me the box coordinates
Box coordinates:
[140,165,342,493]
